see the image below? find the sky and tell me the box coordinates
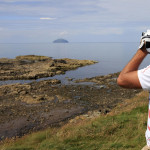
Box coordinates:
[0,0,150,43]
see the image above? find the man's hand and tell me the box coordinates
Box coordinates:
[139,30,150,53]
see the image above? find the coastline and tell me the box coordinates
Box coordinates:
[0,55,97,80]
[0,55,142,140]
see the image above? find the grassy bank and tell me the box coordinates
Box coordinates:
[0,91,149,150]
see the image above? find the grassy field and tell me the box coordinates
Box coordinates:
[0,91,149,150]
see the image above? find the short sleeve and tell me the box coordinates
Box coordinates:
[138,65,150,90]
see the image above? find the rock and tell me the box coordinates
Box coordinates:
[20,91,27,95]
[16,55,51,61]
[53,39,69,43]
[54,59,67,64]
[0,55,97,80]
[49,61,55,67]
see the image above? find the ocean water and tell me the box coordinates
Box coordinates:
[0,42,150,83]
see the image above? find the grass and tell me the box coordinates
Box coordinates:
[0,91,149,150]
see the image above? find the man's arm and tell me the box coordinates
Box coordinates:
[117,47,148,89]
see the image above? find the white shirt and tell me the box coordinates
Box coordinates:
[138,65,150,90]
[138,65,150,146]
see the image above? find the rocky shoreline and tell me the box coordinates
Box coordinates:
[0,55,142,140]
[0,55,97,80]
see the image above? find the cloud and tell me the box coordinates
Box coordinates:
[59,31,69,36]
[40,17,56,20]
[135,26,150,32]
[2,0,50,2]
[91,28,123,35]
[0,0,150,42]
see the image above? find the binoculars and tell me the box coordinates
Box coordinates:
[139,30,150,52]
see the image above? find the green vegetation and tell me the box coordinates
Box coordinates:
[0,91,149,150]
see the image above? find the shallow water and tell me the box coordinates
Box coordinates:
[0,42,150,85]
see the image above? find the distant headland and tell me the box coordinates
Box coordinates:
[53,39,69,43]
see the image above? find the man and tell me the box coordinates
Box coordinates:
[117,30,150,150]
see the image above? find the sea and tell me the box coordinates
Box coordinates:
[0,42,150,85]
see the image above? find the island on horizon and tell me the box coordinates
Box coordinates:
[53,38,69,43]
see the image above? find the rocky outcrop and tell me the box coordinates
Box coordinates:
[0,72,142,140]
[0,55,97,80]
[53,39,69,43]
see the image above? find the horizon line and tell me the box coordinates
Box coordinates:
[0,41,139,44]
